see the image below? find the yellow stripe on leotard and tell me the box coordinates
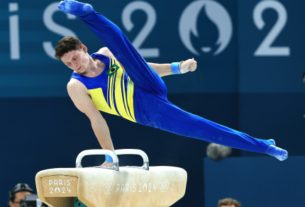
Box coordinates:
[88,58,136,122]
[127,77,135,120]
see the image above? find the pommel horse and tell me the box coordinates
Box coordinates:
[35,149,187,207]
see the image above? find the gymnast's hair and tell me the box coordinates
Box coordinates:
[217,198,241,207]
[55,36,83,60]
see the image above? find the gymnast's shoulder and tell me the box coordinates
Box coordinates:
[67,79,94,113]
[96,47,115,59]
[67,79,89,98]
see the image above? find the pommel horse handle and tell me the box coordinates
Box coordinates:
[115,149,149,171]
[75,149,149,171]
[76,150,119,171]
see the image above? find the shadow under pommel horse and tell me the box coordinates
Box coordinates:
[35,149,188,207]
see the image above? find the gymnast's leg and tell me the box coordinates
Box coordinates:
[58,0,166,96]
[142,95,288,161]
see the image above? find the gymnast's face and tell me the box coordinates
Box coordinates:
[61,44,91,74]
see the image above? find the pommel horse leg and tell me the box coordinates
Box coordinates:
[36,149,187,207]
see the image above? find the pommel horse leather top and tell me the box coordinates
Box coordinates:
[35,149,188,207]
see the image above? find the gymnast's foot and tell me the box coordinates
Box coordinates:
[268,139,275,145]
[58,0,93,17]
[266,144,288,161]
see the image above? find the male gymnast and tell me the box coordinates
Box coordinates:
[56,0,288,167]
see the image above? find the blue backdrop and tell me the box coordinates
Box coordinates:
[0,0,238,96]
[0,0,304,207]
[204,157,305,207]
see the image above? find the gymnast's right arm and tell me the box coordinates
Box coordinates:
[67,79,115,152]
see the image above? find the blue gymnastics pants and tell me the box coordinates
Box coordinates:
[74,5,272,154]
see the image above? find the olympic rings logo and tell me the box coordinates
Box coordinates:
[103,184,113,194]
[159,181,169,193]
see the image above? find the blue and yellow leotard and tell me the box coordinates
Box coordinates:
[70,5,275,154]
[72,55,136,123]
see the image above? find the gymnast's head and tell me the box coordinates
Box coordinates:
[55,36,91,74]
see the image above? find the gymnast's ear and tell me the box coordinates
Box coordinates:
[80,44,88,53]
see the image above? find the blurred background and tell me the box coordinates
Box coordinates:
[0,0,304,206]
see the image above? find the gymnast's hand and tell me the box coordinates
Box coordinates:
[100,161,113,168]
[58,0,94,17]
[180,58,197,74]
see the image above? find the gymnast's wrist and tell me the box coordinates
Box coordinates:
[105,155,113,162]
[171,62,181,74]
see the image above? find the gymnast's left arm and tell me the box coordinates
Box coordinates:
[148,58,197,77]
[98,47,197,77]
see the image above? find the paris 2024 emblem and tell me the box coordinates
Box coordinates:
[179,0,232,56]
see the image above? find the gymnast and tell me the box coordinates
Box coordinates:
[56,0,288,167]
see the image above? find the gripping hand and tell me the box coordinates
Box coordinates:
[58,0,93,17]
[180,58,197,74]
